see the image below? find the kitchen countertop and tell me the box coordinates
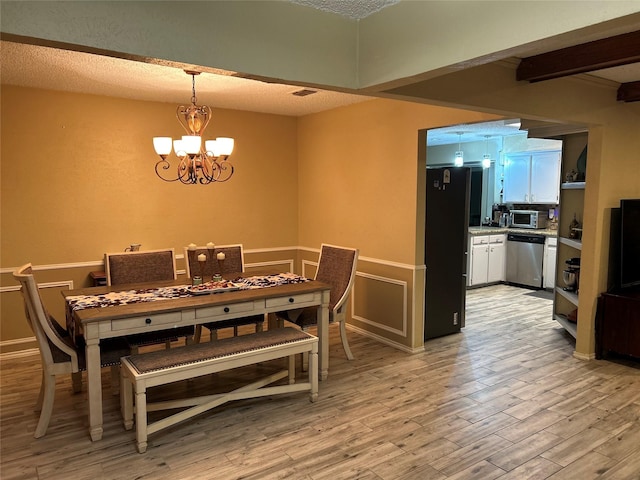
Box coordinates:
[469,226,558,237]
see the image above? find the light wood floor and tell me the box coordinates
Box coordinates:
[2,284,639,479]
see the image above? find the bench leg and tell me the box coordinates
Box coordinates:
[121,371,133,431]
[288,355,295,384]
[309,343,318,403]
[135,389,148,453]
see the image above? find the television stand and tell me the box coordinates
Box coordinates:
[596,287,640,361]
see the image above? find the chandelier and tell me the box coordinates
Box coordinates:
[152,71,234,184]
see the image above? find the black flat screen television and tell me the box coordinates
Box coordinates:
[610,199,640,291]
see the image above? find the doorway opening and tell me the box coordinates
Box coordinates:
[424,118,567,341]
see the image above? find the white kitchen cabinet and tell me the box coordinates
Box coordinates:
[544,236,557,289]
[470,240,490,286]
[504,151,561,204]
[487,235,506,283]
[468,234,505,286]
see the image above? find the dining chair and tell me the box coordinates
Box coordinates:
[105,248,196,350]
[184,244,264,341]
[13,263,130,438]
[274,243,359,360]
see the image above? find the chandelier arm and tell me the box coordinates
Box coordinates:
[214,157,235,182]
[154,157,184,183]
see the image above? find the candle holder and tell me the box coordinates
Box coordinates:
[199,259,206,282]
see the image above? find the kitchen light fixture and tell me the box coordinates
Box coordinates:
[152,71,234,184]
[454,132,464,167]
[482,135,491,169]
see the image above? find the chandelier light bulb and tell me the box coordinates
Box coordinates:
[153,137,172,156]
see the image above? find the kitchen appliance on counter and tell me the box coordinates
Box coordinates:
[506,233,546,288]
[563,257,581,292]
[510,210,549,229]
[492,204,509,227]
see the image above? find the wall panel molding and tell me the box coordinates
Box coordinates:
[352,272,408,337]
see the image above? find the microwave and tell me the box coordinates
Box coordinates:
[510,210,548,229]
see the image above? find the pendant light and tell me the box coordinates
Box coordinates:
[454,132,464,167]
[482,135,491,169]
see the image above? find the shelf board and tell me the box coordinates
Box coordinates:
[559,237,582,250]
[555,286,579,306]
[561,181,585,190]
[554,314,577,338]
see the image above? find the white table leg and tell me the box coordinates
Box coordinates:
[85,330,103,441]
[317,290,330,381]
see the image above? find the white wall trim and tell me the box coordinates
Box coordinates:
[352,272,407,337]
[346,324,424,354]
[246,260,294,272]
[1,248,425,276]
[573,351,596,361]
[0,280,73,294]
[1,346,39,360]
[301,259,318,278]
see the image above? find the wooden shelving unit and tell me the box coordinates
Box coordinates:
[554,313,578,338]
[553,134,588,340]
[561,181,586,190]
[559,237,582,250]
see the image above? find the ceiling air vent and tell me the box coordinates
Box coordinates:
[291,89,317,97]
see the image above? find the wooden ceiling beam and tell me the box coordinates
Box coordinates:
[617,81,640,102]
[516,30,640,82]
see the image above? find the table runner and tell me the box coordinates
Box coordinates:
[66,273,309,312]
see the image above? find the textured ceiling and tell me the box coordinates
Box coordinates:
[289,0,400,19]
[0,41,372,117]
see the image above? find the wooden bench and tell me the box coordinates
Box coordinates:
[120,327,318,453]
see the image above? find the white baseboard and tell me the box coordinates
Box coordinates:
[346,324,424,354]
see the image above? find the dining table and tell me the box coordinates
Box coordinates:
[62,272,331,441]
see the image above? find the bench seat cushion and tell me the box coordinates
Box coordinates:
[125,327,313,374]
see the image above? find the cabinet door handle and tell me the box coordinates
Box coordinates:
[145,318,152,324]
[224,307,230,313]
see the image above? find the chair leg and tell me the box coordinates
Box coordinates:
[233,326,239,337]
[193,325,202,344]
[339,320,355,360]
[209,328,218,342]
[110,366,120,395]
[71,371,82,394]
[35,371,45,411]
[164,340,171,349]
[34,373,56,438]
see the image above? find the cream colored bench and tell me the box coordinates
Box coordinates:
[120,327,318,453]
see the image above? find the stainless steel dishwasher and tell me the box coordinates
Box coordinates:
[506,233,545,289]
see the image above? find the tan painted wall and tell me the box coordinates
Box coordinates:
[1,86,299,264]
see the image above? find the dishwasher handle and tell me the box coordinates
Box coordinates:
[507,233,546,244]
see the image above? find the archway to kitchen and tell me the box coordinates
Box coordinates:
[424,118,585,343]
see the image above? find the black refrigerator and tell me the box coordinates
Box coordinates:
[425,167,470,340]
